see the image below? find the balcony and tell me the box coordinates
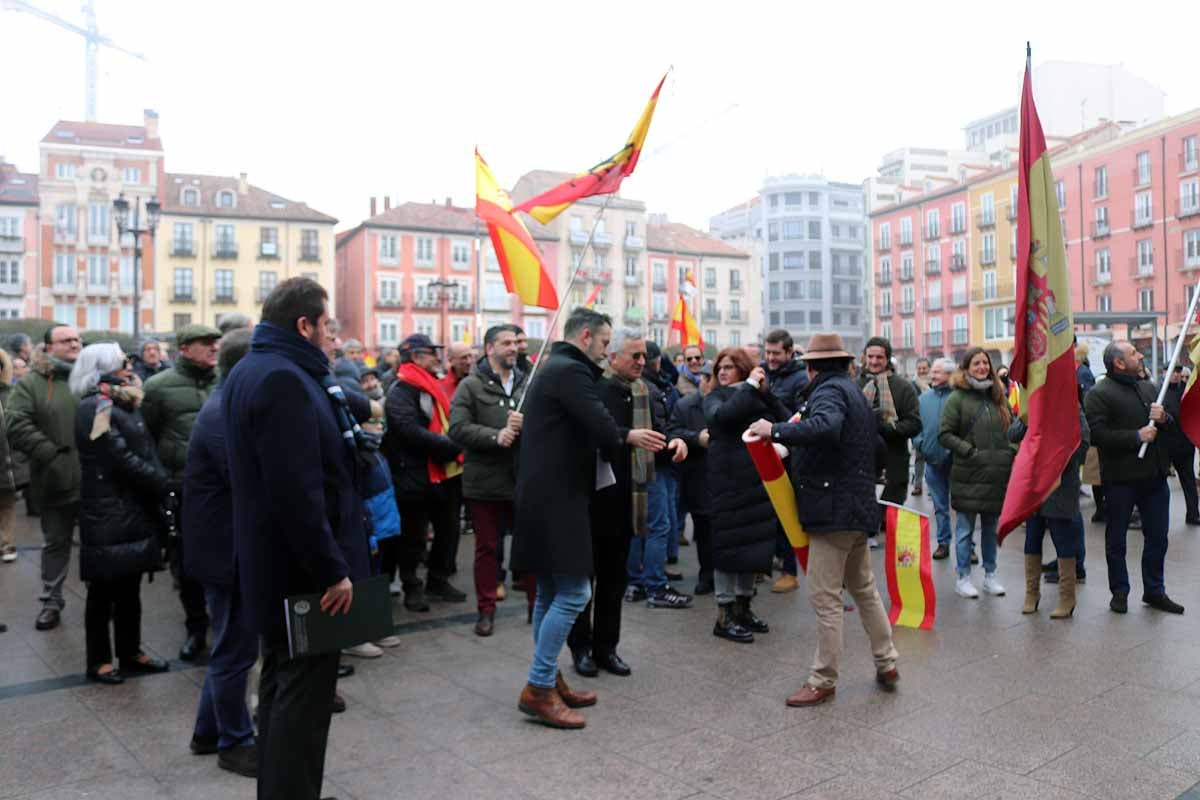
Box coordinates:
[623,308,645,325]
[212,287,238,304]
[1131,209,1154,230]
[1177,198,1200,220]
[971,285,1014,302]
[1006,205,1018,221]
[449,298,473,310]
[652,276,667,290]
[54,227,78,244]
[624,235,643,250]
[1180,152,1199,173]
[255,286,274,303]
[0,281,24,296]
[875,238,892,252]
[1129,256,1155,279]
[951,328,969,346]
[259,241,279,258]
[52,281,77,295]
[976,212,996,229]
[375,297,404,309]
[898,232,913,247]
[1178,249,1200,271]
[701,309,722,323]
[171,290,194,303]
[925,331,944,349]
[875,271,892,286]
[926,297,943,311]
[727,312,748,325]
[898,267,914,282]
[588,270,612,285]
[729,281,744,294]
[650,310,670,323]
[1133,166,1152,188]
[949,218,967,235]
[213,242,239,259]
[898,302,914,316]
[171,240,195,257]
[592,231,612,248]
[923,224,940,241]
[980,250,996,266]
[949,254,967,272]
[877,306,893,319]
[568,230,588,246]
[950,293,968,308]
[413,296,440,309]
[1091,221,1111,239]
[623,270,642,286]
[925,259,941,275]
[85,282,111,297]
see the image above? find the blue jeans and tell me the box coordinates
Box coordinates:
[924,462,952,546]
[775,529,798,575]
[529,574,592,688]
[1023,515,1078,559]
[1104,478,1170,597]
[627,473,670,594]
[193,584,257,750]
[663,471,681,562]
[955,512,998,577]
[671,475,686,560]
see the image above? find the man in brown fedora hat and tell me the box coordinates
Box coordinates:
[748,332,899,708]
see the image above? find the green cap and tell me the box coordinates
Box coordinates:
[176,323,222,345]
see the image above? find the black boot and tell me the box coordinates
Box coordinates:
[713,603,754,643]
[403,578,430,612]
[734,596,769,634]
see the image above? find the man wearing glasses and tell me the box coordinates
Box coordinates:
[676,345,705,397]
[8,324,83,631]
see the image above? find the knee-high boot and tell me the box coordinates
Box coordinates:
[1051,558,1076,619]
[1022,554,1041,614]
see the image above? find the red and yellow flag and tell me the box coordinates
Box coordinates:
[582,283,602,309]
[1180,338,1200,446]
[883,504,935,630]
[475,150,559,310]
[998,48,1080,540]
[670,297,703,350]
[512,73,666,225]
[1008,381,1021,418]
[743,432,808,573]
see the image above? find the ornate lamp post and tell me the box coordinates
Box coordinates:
[112,192,160,339]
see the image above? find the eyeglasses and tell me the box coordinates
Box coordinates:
[686,355,703,362]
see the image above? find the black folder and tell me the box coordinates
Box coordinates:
[284,574,394,658]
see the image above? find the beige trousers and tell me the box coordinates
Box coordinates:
[806,530,899,690]
[0,490,16,551]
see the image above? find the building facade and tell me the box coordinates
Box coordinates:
[154,173,336,332]
[0,159,40,319]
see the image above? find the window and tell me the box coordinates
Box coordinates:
[782,221,804,240]
[54,254,75,287]
[171,313,192,330]
[984,306,1015,340]
[808,192,820,207]
[785,280,805,300]
[810,281,823,300]
[213,269,234,301]
[704,267,717,289]
[1137,151,1152,185]
[258,271,278,300]
[260,226,278,256]
[727,300,741,321]
[902,319,914,348]
[415,237,434,266]
[1138,287,1154,312]
[625,221,637,237]
[171,222,194,255]
[86,304,108,330]
[379,234,398,263]
[984,270,997,300]
[952,277,966,306]
[525,318,546,339]
[87,254,108,289]
[1180,180,1200,216]
[769,194,780,209]
[811,310,824,326]
[809,251,822,271]
[951,203,966,233]
[625,255,638,277]
[925,209,940,238]
[880,289,892,313]
[981,193,995,224]
[122,167,140,185]
[768,222,778,242]
[87,203,110,242]
[899,218,912,244]
[1094,165,1108,198]
[1095,205,1109,233]
[300,229,320,260]
[1096,248,1111,280]
[1135,191,1153,226]
[55,162,76,179]
[214,224,236,257]
[1185,231,1200,267]
[879,223,891,249]
[0,257,19,287]
[783,252,804,270]
[570,216,583,233]
[1097,294,1111,313]
[378,318,400,346]
[173,268,194,301]
[451,240,471,270]
[652,292,668,318]
[415,317,435,338]
[730,269,742,291]
[1053,180,1066,210]
[216,190,235,208]
[378,276,400,303]
[901,285,914,313]
[55,203,77,238]
[181,188,199,206]
[484,279,508,310]
[769,282,781,301]
[982,232,996,264]
[1185,137,1200,172]
[808,220,822,240]
[652,261,666,285]
[451,320,468,343]
[1137,239,1154,274]
[927,279,942,309]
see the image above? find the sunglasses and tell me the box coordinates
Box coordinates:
[686,355,703,362]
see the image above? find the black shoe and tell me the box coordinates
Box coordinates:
[694,579,714,596]
[190,734,219,755]
[1041,560,1057,573]
[331,691,346,713]
[179,634,206,662]
[734,597,769,634]
[474,611,495,637]
[34,607,60,631]
[1076,566,1086,584]
[1044,571,1060,585]
[572,650,598,678]
[403,587,431,613]
[1187,517,1200,527]
[713,606,754,643]
[218,744,257,778]
[1091,510,1107,523]
[597,651,631,676]
[970,551,979,565]
[425,579,467,602]
[0,622,6,633]
[932,544,949,560]
[647,587,693,609]
[337,663,355,679]
[1143,593,1185,614]
[86,667,125,685]
[1110,593,1128,614]
[623,585,647,603]
[666,555,679,565]
[121,654,169,675]
[665,570,684,582]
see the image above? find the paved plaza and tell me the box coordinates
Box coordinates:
[5,487,1200,799]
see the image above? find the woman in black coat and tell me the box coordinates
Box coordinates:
[704,347,790,643]
[71,344,170,685]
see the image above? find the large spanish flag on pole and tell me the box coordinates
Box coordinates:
[670,297,703,350]
[742,432,808,573]
[882,504,935,630]
[474,150,559,310]
[512,73,667,225]
[998,45,1080,541]
[1180,336,1200,446]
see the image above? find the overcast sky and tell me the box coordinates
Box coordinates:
[3,0,1197,232]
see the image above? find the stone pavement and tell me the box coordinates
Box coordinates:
[4,485,1200,799]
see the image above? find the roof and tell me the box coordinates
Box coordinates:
[713,196,761,217]
[0,161,37,206]
[161,173,337,224]
[41,120,163,151]
[647,222,749,259]
[364,201,479,235]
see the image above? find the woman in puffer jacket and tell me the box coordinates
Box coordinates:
[72,343,170,685]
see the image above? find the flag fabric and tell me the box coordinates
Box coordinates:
[742,432,808,573]
[512,73,667,225]
[1180,336,1200,446]
[882,503,936,630]
[582,283,602,309]
[474,150,559,310]
[998,49,1080,541]
[1008,381,1021,418]
[670,297,703,350]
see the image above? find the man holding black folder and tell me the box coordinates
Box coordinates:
[223,277,370,800]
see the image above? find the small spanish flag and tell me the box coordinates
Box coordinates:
[882,503,935,630]
[743,431,808,573]
[1008,381,1021,419]
[670,297,703,350]
[582,283,602,309]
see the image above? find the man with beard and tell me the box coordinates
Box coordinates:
[513,325,533,374]
[676,345,705,397]
[359,367,385,402]
[858,337,921,535]
[763,329,808,592]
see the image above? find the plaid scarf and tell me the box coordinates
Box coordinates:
[397,363,464,484]
[605,369,654,536]
[863,371,897,426]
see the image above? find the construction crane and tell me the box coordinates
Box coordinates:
[1,0,146,121]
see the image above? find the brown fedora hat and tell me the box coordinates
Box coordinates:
[800,332,853,361]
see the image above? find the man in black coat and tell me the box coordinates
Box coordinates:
[222,278,369,799]
[858,337,921,524]
[511,309,664,729]
[1085,341,1182,615]
[670,360,716,595]
[749,332,898,708]
[182,328,257,778]
[1162,365,1200,526]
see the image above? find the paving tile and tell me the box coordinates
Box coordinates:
[0,716,141,798]
[0,689,94,735]
[1029,744,1199,800]
[643,677,803,742]
[790,775,912,800]
[901,759,1091,800]
[1144,731,1200,776]
[8,772,165,800]
[482,740,695,800]
[566,692,703,756]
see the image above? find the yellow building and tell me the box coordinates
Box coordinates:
[154,173,336,331]
[967,169,1020,360]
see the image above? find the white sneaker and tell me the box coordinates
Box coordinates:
[955,576,979,598]
[1,548,16,563]
[389,579,402,597]
[982,573,1006,596]
[868,537,880,550]
[374,635,401,648]
[341,642,383,658]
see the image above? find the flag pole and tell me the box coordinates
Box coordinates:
[1139,287,1200,458]
[516,192,617,411]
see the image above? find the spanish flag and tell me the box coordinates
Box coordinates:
[1008,381,1021,418]
[998,46,1080,540]
[1180,337,1200,446]
[582,282,602,309]
[670,297,703,350]
[742,431,808,573]
[513,73,666,225]
[475,150,559,310]
[882,503,935,630]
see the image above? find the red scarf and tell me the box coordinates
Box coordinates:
[397,362,463,484]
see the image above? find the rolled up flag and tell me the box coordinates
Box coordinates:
[882,502,936,630]
[742,431,808,573]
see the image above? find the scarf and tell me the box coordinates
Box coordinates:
[863,371,897,426]
[605,369,654,536]
[967,375,994,392]
[680,364,702,386]
[89,380,145,440]
[397,362,463,484]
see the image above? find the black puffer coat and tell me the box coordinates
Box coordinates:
[382,376,462,503]
[704,382,790,573]
[75,387,168,583]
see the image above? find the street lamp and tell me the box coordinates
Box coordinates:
[428,278,460,346]
[113,192,160,339]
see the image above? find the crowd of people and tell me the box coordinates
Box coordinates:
[0,275,1192,799]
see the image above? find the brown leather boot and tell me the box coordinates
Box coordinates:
[518,683,585,729]
[1051,558,1076,619]
[555,672,597,709]
[1022,554,1041,614]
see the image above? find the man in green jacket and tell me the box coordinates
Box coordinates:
[7,324,82,630]
[449,324,526,637]
[143,323,221,660]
